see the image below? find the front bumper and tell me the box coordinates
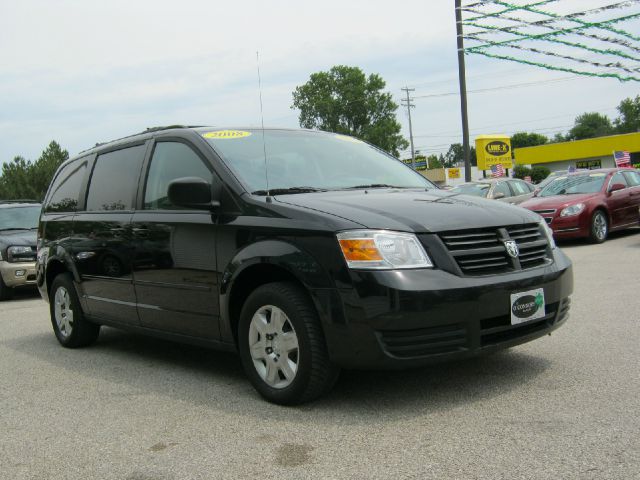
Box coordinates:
[0,261,37,288]
[537,211,589,239]
[319,249,573,369]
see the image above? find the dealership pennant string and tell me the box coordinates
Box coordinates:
[459,0,640,82]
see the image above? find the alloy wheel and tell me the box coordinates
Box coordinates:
[54,286,74,338]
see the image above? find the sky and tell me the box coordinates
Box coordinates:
[1,0,639,163]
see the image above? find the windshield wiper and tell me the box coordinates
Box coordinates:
[342,184,405,190]
[0,227,32,231]
[251,187,328,195]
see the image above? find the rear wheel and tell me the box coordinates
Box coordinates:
[49,273,100,348]
[238,282,339,405]
[589,210,608,244]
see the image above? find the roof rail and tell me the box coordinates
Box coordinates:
[78,125,204,155]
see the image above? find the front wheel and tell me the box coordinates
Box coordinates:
[238,282,339,405]
[589,210,608,244]
[49,273,100,348]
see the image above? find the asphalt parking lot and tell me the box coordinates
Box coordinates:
[1,230,639,480]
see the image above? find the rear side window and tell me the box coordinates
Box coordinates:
[45,159,87,212]
[144,142,212,210]
[86,145,146,211]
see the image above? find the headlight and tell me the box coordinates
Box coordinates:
[540,220,556,249]
[560,203,585,217]
[8,246,32,255]
[337,230,433,269]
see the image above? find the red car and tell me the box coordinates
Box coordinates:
[520,168,640,243]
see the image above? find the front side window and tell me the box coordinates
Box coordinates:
[510,180,531,195]
[200,129,434,193]
[493,182,511,198]
[609,171,628,189]
[144,142,212,210]
[45,159,87,212]
[623,170,640,186]
[86,145,146,211]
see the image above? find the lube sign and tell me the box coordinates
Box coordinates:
[475,135,512,171]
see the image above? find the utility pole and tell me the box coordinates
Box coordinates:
[401,87,416,170]
[455,0,472,182]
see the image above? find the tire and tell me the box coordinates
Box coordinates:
[238,282,339,405]
[0,275,14,301]
[49,273,100,348]
[589,210,608,244]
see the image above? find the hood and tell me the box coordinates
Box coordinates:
[520,192,599,210]
[275,189,542,233]
[0,229,37,248]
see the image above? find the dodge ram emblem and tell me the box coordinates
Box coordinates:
[504,240,519,258]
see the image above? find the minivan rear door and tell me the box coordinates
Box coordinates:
[73,143,147,325]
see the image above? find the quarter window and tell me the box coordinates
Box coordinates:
[86,145,146,211]
[144,142,212,210]
[45,159,87,212]
[510,180,530,195]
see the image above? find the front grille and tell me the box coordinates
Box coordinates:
[439,223,551,276]
[377,323,468,358]
[533,209,556,215]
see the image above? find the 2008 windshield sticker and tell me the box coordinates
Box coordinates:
[202,130,252,139]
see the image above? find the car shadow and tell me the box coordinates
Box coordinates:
[3,325,551,423]
[556,226,640,248]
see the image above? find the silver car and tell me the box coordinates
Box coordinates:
[449,179,536,204]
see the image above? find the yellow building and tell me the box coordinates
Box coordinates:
[514,132,640,171]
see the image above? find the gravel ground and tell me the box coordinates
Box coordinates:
[1,230,639,479]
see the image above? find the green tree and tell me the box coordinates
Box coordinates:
[291,65,408,156]
[427,154,442,169]
[510,132,548,149]
[614,95,640,134]
[445,143,476,167]
[0,141,69,200]
[530,166,551,184]
[513,165,532,180]
[567,112,613,140]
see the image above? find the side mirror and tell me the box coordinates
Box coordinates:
[168,177,220,210]
[492,191,505,199]
[608,183,626,194]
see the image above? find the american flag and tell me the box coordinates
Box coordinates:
[614,150,631,167]
[490,164,505,178]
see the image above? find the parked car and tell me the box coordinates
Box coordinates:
[0,201,40,299]
[37,127,573,404]
[520,168,640,243]
[450,178,536,204]
[533,171,565,194]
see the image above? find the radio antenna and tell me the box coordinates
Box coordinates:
[256,51,270,200]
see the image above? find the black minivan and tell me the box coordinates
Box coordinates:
[37,127,573,404]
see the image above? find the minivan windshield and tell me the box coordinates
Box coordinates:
[200,129,434,194]
[0,205,41,230]
[539,173,607,197]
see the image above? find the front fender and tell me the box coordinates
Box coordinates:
[218,239,338,342]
